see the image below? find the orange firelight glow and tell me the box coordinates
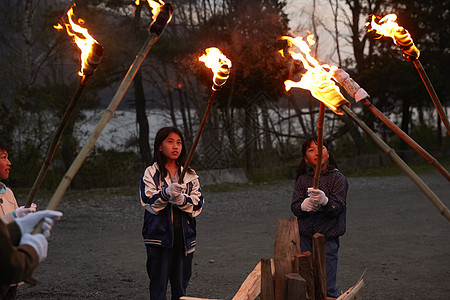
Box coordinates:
[135,0,169,26]
[366,14,420,60]
[280,35,349,115]
[199,47,232,90]
[54,4,100,76]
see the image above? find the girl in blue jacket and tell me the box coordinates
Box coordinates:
[291,137,348,299]
[140,127,204,300]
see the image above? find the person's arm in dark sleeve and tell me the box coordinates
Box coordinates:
[0,221,39,290]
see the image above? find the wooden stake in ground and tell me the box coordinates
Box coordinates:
[312,233,327,300]
[260,258,275,300]
[273,218,301,300]
[294,252,315,300]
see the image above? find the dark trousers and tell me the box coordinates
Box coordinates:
[146,245,193,300]
[299,234,340,298]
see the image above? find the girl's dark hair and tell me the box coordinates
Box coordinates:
[153,127,188,178]
[296,136,338,179]
[0,141,6,152]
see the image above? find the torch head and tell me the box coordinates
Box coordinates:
[366,14,420,61]
[82,42,104,77]
[212,63,231,91]
[149,3,174,35]
[393,28,420,61]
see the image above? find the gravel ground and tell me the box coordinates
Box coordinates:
[16,173,450,299]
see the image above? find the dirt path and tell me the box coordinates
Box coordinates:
[17,173,449,299]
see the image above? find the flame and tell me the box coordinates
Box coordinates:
[54,4,100,76]
[366,14,420,60]
[281,35,349,115]
[199,47,232,90]
[135,0,167,25]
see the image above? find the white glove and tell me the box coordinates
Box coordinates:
[14,203,37,218]
[20,233,48,263]
[169,194,185,205]
[301,197,319,212]
[15,210,63,235]
[308,188,329,206]
[166,183,186,205]
[166,183,185,198]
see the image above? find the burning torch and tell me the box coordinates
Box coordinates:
[281,35,350,188]
[366,14,450,135]
[281,34,450,222]
[333,68,450,182]
[178,47,232,183]
[39,0,173,217]
[26,4,103,208]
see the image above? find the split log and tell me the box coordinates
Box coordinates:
[312,233,327,300]
[336,278,364,300]
[232,261,263,300]
[294,252,315,300]
[284,273,307,300]
[261,258,275,300]
[274,218,301,300]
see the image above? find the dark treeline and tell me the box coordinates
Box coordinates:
[0,0,448,190]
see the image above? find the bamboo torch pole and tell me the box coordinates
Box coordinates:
[25,43,104,208]
[341,105,450,222]
[178,89,218,183]
[412,59,450,135]
[313,103,325,189]
[333,68,450,182]
[367,14,450,135]
[178,48,232,183]
[41,3,173,214]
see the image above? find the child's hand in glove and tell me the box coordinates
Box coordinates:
[308,188,328,206]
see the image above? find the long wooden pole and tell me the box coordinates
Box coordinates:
[412,59,450,135]
[179,89,218,183]
[313,103,325,189]
[43,4,173,213]
[25,43,104,207]
[361,99,450,182]
[341,105,450,222]
[25,76,89,207]
[333,68,449,182]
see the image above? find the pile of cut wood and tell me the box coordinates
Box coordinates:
[182,218,364,300]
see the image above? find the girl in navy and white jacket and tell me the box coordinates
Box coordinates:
[140,127,204,300]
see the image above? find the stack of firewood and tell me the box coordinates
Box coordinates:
[181,218,364,300]
[232,217,364,300]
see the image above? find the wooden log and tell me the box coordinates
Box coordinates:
[294,252,315,300]
[232,261,262,300]
[312,233,327,300]
[274,218,301,300]
[336,278,364,300]
[261,258,275,300]
[284,273,307,300]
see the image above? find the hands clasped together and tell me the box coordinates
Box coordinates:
[301,188,329,212]
[166,183,186,205]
